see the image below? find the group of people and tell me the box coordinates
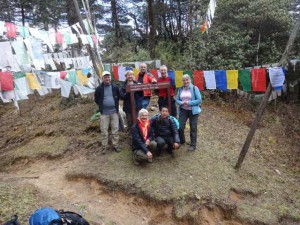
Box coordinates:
[94,63,202,165]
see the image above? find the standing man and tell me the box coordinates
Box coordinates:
[94,71,121,154]
[135,63,157,109]
[157,65,177,117]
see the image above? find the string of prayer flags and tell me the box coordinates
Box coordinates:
[175,70,184,88]
[226,70,238,89]
[5,22,17,38]
[215,70,227,90]
[204,70,216,89]
[26,73,42,90]
[238,69,251,92]
[0,72,14,91]
[193,70,205,91]
[251,68,266,92]
[268,67,285,90]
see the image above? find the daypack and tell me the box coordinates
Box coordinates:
[3,215,20,225]
[56,210,90,225]
[151,113,179,129]
[29,208,89,225]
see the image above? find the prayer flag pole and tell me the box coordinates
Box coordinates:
[235,16,300,169]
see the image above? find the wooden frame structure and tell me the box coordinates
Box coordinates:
[126,81,171,123]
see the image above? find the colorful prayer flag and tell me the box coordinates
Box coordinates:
[251,68,266,92]
[193,70,205,91]
[26,73,42,90]
[175,70,184,88]
[215,70,227,91]
[112,65,119,81]
[226,70,238,89]
[76,70,88,85]
[238,69,251,92]
[0,72,14,91]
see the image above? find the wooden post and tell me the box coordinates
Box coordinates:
[126,82,171,124]
[235,16,300,169]
[235,84,272,169]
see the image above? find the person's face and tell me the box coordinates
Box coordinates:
[140,65,147,73]
[160,67,167,78]
[103,75,111,85]
[183,77,190,87]
[160,108,169,119]
[126,72,134,81]
[140,113,149,122]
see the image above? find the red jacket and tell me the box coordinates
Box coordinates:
[135,72,156,97]
[157,77,175,97]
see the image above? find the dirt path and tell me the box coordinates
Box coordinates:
[1,158,181,225]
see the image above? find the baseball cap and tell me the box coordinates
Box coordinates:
[102,71,111,76]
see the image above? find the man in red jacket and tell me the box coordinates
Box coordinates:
[135,63,157,109]
[157,65,177,117]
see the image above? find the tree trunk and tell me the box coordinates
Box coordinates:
[111,0,123,47]
[147,0,156,58]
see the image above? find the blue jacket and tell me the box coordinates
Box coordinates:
[94,82,120,114]
[120,81,143,113]
[176,84,202,115]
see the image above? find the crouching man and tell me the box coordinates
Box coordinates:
[132,109,157,165]
[150,106,180,156]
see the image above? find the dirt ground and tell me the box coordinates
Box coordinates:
[0,91,299,225]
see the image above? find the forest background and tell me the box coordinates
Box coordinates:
[1,0,300,70]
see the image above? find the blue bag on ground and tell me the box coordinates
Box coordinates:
[29,208,60,225]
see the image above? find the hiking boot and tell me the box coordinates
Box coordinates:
[113,147,121,153]
[188,146,196,151]
[101,148,106,154]
[132,155,140,166]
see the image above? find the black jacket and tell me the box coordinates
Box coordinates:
[150,115,180,143]
[120,81,143,113]
[131,122,153,154]
[94,82,120,113]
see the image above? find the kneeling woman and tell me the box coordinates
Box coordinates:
[131,109,157,165]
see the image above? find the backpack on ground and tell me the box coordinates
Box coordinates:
[56,210,90,225]
[3,215,20,225]
[29,208,90,225]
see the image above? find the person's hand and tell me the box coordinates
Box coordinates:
[145,139,150,146]
[146,151,153,160]
[182,101,188,106]
[173,143,180,149]
[152,79,157,83]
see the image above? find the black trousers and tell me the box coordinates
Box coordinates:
[155,136,174,154]
[158,97,177,117]
[178,109,199,147]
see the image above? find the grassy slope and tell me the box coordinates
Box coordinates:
[0,93,299,224]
